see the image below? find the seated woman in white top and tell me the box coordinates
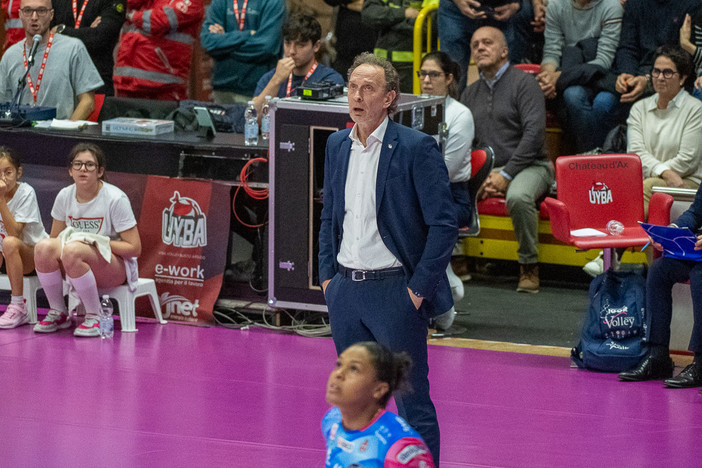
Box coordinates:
[0,147,48,329]
[33,143,141,337]
[419,51,475,228]
[627,45,702,218]
[419,51,474,331]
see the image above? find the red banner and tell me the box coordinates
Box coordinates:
[137,176,231,324]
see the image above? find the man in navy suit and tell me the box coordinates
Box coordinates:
[318,52,457,465]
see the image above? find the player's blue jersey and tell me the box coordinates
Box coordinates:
[322,407,435,468]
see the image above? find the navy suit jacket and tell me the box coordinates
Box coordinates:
[318,118,458,317]
[675,186,702,232]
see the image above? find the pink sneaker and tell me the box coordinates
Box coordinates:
[0,302,29,329]
[74,314,100,337]
[33,309,71,333]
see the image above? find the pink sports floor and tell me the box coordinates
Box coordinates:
[1,317,701,467]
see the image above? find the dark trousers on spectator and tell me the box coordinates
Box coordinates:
[647,256,702,353]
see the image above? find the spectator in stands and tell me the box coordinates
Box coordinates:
[201,0,285,105]
[420,51,474,226]
[618,185,702,389]
[614,0,700,105]
[113,0,203,101]
[323,0,377,77]
[628,45,702,218]
[461,26,552,294]
[2,0,25,52]
[439,0,545,90]
[252,14,344,112]
[0,0,103,120]
[561,0,700,153]
[680,12,702,101]
[50,0,125,95]
[33,143,141,337]
[419,51,473,330]
[537,0,623,153]
[361,0,422,92]
[0,147,48,329]
[323,342,435,467]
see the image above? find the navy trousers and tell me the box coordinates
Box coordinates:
[647,257,702,353]
[324,272,440,465]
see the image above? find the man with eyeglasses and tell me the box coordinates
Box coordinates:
[0,0,103,120]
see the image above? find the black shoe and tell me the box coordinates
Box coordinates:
[664,363,702,388]
[618,355,674,382]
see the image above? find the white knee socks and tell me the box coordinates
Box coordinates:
[37,270,67,313]
[68,270,102,316]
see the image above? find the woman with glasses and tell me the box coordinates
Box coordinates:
[627,45,702,218]
[419,51,474,331]
[33,142,141,337]
[419,51,474,227]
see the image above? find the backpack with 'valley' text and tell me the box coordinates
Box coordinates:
[571,270,649,372]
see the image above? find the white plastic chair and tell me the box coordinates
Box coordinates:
[100,278,166,332]
[0,275,43,324]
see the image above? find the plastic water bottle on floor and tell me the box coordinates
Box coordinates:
[244,100,259,146]
[99,295,114,339]
[260,96,271,141]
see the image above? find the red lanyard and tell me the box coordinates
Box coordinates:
[232,0,248,31]
[72,0,90,28]
[23,33,54,103]
[286,61,318,97]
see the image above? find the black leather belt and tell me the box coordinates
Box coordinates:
[338,265,404,281]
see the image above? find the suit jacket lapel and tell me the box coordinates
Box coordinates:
[376,120,399,212]
[336,134,353,223]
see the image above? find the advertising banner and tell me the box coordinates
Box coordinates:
[137,176,231,324]
[24,166,230,325]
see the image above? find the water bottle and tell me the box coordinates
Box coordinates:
[607,220,624,236]
[99,295,114,339]
[244,100,259,146]
[260,96,271,141]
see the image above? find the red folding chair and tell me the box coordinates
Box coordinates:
[542,153,673,269]
[460,146,495,237]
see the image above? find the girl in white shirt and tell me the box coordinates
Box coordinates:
[33,143,141,337]
[0,148,48,329]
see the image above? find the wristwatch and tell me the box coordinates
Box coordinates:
[55,24,66,34]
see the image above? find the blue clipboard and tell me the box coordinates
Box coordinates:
[639,222,702,261]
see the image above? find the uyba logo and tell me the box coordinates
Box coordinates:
[588,181,612,205]
[162,191,207,248]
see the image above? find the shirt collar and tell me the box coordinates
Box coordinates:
[647,88,686,111]
[349,116,390,146]
[480,61,510,89]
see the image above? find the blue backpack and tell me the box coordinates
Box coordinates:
[571,270,649,372]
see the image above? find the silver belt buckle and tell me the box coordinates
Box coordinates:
[351,270,367,281]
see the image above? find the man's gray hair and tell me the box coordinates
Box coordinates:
[348,52,401,114]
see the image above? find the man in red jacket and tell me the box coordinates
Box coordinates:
[2,0,25,53]
[113,0,204,100]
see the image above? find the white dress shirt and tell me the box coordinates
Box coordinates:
[337,116,402,270]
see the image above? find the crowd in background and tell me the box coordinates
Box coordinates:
[1,0,700,150]
[2,0,702,295]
